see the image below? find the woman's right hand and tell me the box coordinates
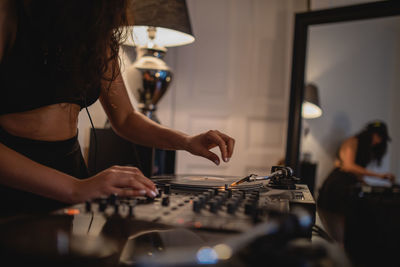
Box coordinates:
[72,165,158,203]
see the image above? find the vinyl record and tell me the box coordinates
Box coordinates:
[151,174,265,191]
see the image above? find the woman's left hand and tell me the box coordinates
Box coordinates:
[381,173,396,183]
[184,130,235,165]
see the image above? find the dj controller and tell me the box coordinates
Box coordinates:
[81,173,315,234]
[0,166,334,267]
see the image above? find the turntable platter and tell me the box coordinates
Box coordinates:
[151,174,265,191]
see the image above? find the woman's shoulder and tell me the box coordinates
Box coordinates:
[341,136,358,150]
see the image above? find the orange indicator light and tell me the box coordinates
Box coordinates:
[64,209,80,215]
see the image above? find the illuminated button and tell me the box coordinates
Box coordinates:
[194,221,202,228]
[64,209,80,215]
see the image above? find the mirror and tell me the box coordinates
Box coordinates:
[303,15,400,194]
[285,2,400,265]
[285,1,400,194]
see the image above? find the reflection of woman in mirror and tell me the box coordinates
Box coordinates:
[317,120,395,244]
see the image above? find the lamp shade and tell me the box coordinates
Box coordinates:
[125,0,195,47]
[302,83,322,119]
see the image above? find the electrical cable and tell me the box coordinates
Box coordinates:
[83,93,96,234]
[84,94,97,175]
[87,210,94,234]
[312,224,334,243]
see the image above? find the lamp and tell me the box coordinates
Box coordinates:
[122,0,195,176]
[300,82,320,194]
[124,0,195,122]
[302,83,322,119]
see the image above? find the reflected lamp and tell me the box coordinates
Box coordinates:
[302,83,322,119]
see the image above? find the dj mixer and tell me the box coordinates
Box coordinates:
[78,174,315,234]
[0,166,325,267]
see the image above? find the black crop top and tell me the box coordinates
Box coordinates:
[336,135,369,168]
[0,1,101,115]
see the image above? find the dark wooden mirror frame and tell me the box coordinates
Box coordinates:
[284,0,400,175]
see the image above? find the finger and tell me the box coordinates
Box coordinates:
[120,175,158,197]
[215,131,235,160]
[207,131,228,162]
[110,166,156,189]
[112,165,143,175]
[133,174,157,190]
[114,177,158,198]
[114,175,148,191]
[202,150,221,165]
[224,136,235,159]
[113,188,147,198]
[119,170,156,190]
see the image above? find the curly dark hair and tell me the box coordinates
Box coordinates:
[25,0,128,91]
[355,121,390,167]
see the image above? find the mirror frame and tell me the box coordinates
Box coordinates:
[285,0,400,175]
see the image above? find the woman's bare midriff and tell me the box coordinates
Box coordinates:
[0,103,81,141]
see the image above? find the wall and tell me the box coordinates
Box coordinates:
[170,0,305,176]
[302,16,400,194]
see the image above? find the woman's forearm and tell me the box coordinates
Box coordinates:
[100,72,235,164]
[0,143,80,203]
[111,110,190,151]
[341,163,381,178]
[0,142,159,204]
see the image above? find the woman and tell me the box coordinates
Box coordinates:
[317,120,395,243]
[0,0,235,216]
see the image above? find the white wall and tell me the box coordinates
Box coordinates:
[170,0,306,176]
[302,16,400,194]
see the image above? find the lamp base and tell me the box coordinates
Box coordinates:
[139,107,160,124]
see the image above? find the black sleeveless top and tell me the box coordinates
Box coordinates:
[0,1,101,115]
[336,135,369,168]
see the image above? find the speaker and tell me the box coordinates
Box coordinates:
[87,128,154,177]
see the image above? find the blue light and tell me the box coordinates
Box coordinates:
[196,247,218,265]
[299,214,313,228]
[157,70,168,79]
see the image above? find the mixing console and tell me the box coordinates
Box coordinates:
[0,168,322,267]
[67,182,315,233]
